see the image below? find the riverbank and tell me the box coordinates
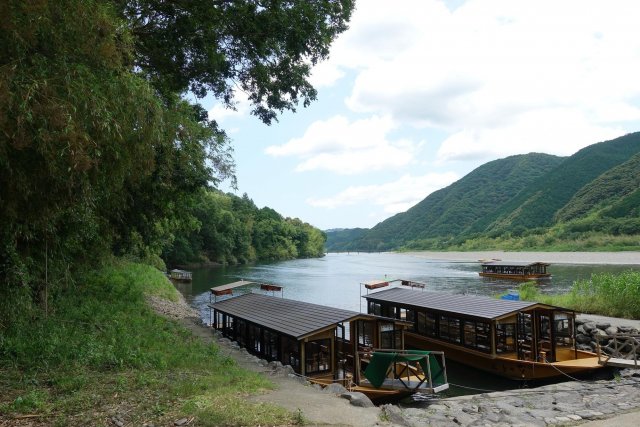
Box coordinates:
[164,289,640,427]
[402,251,640,265]
[0,263,296,427]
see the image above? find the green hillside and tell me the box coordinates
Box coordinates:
[332,153,563,251]
[477,132,640,235]
[325,228,369,252]
[556,152,640,222]
[326,132,640,252]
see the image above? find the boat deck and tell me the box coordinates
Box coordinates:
[359,377,449,393]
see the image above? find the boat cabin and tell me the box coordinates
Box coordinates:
[480,261,551,280]
[363,288,601,379]
[209,293,412,383]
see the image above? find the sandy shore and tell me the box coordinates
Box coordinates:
[402,250,640,265]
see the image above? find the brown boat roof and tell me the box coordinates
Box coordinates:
[364,288,547,320]
[210,293,379,339]
[480,261,550,267]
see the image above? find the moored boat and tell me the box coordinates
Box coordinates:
[363,286,603,380]
[169,268,192,282]
[208,290,449,400]
[479,261,551,280]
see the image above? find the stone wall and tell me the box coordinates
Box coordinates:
[575,318,640,358]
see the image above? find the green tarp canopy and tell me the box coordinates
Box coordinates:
[363,350,445,389]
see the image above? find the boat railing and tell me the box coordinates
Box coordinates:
[596,334,640,368]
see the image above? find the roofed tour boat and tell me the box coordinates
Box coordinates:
[480,261,551,280]
[363,287,603,380]
[209,290,449,400]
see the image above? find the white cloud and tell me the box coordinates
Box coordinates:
[265,115,420,174]
[330,0,640,155]
[436,108,625,162]
[307,172,459,214]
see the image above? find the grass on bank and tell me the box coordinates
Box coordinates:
[0,261,296,426]
[512,270,640,319]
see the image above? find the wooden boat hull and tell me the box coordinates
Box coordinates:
[405,333,601,380]
[479,272,551,281]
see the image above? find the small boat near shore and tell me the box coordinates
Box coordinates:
[169,269,192,282]
[479,261,551,281]
[208,284,449,401]
[363,285,603,380]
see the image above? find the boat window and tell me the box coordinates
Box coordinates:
[554,313,573,348]
[305,339,331,374]
[399,308,415,330]
[235,319,247,346]
[368,301,382,316]
[358,320,374,347]
[496,323,516,353]
[464,320,491,353]
[425,312,437,337]
[248,323,262,353]
[380,322,401,349]
[439,315,461,343]
[281,336,300,372]
[263,329,279,360]
[417,311,426,334]
[463,321,476,347]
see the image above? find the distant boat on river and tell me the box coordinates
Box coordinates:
[479,261,551,281]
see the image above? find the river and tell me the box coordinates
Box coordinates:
[173,252,636,396]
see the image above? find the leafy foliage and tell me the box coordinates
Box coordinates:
[1,0,346,311]
[116,0,354,123]
[515,271,640,319]
[163,190,326,266]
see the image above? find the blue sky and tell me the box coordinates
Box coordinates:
[204,0,640,230]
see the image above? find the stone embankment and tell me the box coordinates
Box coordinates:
[384,369,640,426]
[575,318,640,359]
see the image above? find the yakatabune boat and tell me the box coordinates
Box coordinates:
[208,289,448,400]
[363,286,603,380]
[479,261,551,280]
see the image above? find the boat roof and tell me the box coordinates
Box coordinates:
[363,288,558,321]
[209,293,400,339]
[362,278,427,290]
[210,280,283,296]
[480,261,550,267]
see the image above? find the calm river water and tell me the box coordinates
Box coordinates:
[174,252,633,396]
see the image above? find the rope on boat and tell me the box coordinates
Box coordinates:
[543,358,585,382]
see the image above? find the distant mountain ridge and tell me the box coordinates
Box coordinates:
[325,132,640,252]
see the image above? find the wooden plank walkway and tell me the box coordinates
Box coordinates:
[604,358,639,368]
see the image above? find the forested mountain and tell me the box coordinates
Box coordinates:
[324,228,368,252]
[556,153,640,222]
[474,132,640,236]
[331,153,564,251]
[326,132,640,252]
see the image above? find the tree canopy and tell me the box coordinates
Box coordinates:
[0,0,346,314]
